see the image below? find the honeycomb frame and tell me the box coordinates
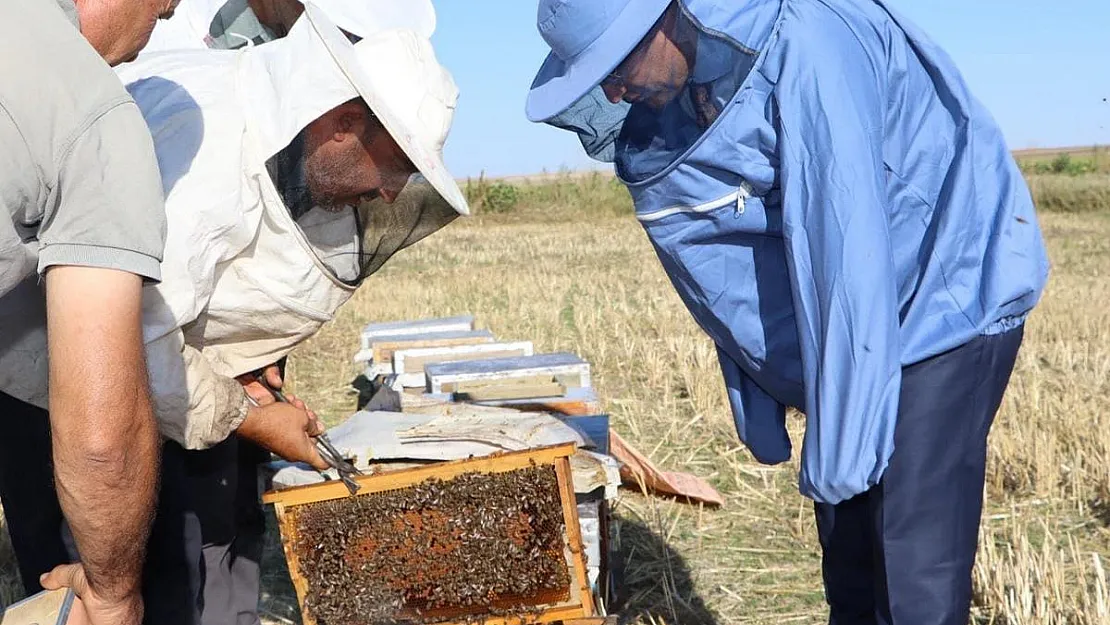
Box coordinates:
[263,443,595,625]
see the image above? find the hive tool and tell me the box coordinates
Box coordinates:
[247,373,363,495]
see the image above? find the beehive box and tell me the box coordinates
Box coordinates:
[357,315,476,352]
[357,330,497,378]
[390,341,535,388]
[262,444,595,625]
[424,353,591,396]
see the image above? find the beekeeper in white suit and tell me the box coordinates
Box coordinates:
[0,3,467,623]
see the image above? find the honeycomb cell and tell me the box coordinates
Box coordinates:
[291,464,572,625]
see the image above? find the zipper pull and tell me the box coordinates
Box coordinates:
[735,184,750,219]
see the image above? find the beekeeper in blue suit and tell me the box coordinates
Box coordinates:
[526,0,1050,622]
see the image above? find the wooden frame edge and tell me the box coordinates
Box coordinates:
[263,443,577,506]
[555,457,596,617]
[265,442,594,625]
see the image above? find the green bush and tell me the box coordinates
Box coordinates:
[463,170,632,221]
[482,182,520,213]
[1018,147,1109,176]
[464,175,521,213]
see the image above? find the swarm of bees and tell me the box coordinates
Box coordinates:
[292,464,572,625]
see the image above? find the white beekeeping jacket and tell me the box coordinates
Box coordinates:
[0,7,462,449]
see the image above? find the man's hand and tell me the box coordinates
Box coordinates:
[237,364,285,405]
[236,402,328,470]
[44,266,159,625]
[41,564,142,625]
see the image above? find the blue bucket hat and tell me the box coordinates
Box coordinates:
[525,0,674,123]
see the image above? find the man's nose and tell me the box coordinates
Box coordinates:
[601,82,626,104]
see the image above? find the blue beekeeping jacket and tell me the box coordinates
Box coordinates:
[545,0,1050,504]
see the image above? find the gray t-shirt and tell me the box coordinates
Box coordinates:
[0,0,167,299]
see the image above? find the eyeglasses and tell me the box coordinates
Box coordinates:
[600,69,626,91]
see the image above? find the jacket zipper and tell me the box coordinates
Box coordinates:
[636,182,753,223]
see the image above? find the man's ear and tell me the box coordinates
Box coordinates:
[332,104,367,142]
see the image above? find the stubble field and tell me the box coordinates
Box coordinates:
[2,161,1109,625]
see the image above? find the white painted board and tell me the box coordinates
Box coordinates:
[391,341,535,385]
[354,316,476,361]
[424,352,591,393]
[354,328,494,365]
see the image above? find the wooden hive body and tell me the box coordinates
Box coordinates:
[358,316,476,350]
[263,444,595,625]
[358,330,497,378]
[391,341,535,386]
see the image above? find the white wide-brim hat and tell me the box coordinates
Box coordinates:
[316,0,436,39]
[302,1,469,216]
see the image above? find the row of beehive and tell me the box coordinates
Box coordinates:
[353,314,603,417]
[351,313,615,598]
[259,315,617,625]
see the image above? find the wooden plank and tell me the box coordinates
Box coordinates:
[555,457,596,618]
[263,443,577,506]
[443,374,583,395]
[459,398,601,417]
[398,395,558,417]
[609,430,724,507]
[452,375,558,391]
[0,588,73,625]
[435,605,588,625]
[272,502,317,625]
[373,331,495,363]
[355,319,479,363]
[361,315,474,343]
[457,382,567,402]
[426,353,590,394]
[393,341,533,375]
[401,348,532,374]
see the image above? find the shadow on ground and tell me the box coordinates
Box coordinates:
[610,516,720,625]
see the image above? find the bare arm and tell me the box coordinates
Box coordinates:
[42,266,159,624]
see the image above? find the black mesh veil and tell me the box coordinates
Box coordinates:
[295,174,458,285]
[539,2,758,183]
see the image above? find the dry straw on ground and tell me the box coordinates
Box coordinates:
[1,169,1107,625]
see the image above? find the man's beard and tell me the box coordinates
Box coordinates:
[306,145,365,211]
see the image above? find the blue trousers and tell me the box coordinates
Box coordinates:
[814,325,1024,625]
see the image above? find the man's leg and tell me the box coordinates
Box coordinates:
[0,391,68,595]
[228,438,267,625]
[183,435,266,625]
[138,442,205,625]
[189,360,282,624]
[814,490,880,625]
[873,325,1024,625]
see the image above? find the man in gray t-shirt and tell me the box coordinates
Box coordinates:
[0,0,176,623]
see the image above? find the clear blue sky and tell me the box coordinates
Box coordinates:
[429,0,1110,179]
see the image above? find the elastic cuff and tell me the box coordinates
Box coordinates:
[180,389,250,450]
[206,391,251,446]
[38,244,161,283]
